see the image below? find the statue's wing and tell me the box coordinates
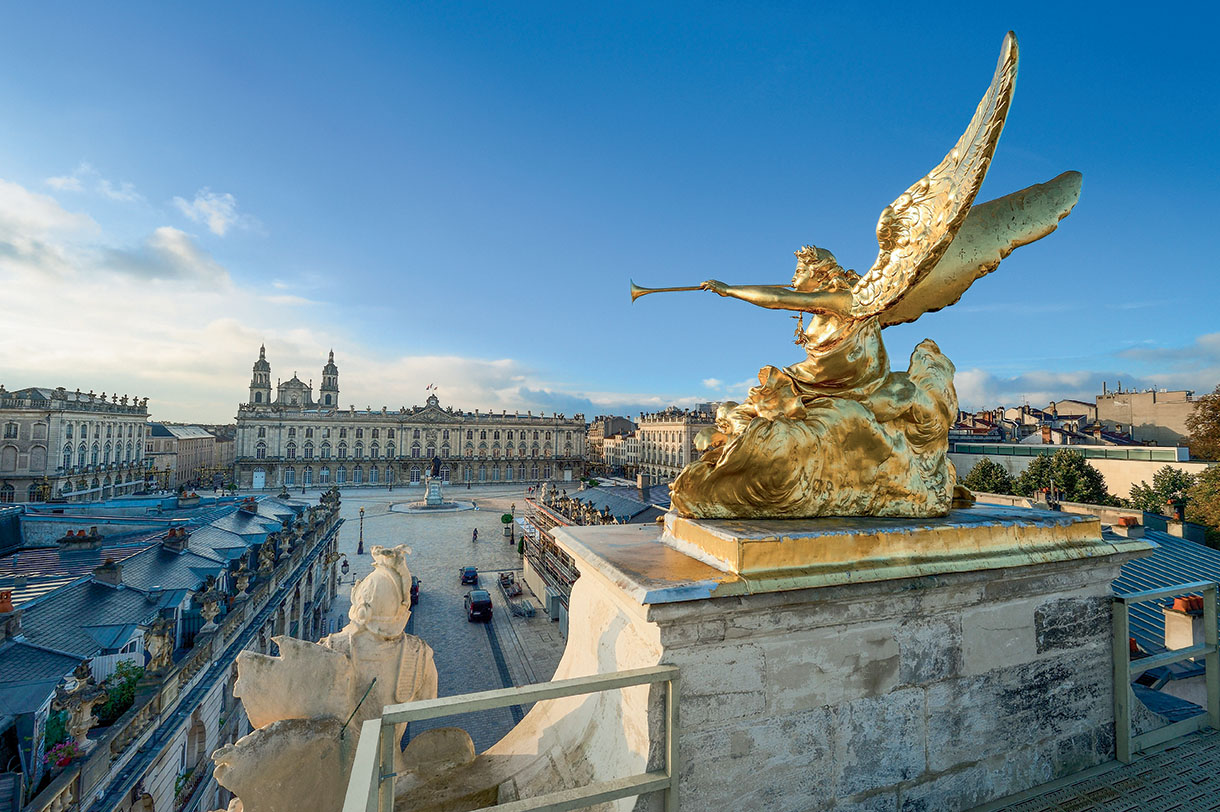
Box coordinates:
[850,32,1019,319]
[880,171,1082,327]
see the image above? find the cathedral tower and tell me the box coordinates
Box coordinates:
[250,345,272,405]
[320,350,339,407]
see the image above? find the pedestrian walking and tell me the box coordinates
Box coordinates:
[472,528,478,543]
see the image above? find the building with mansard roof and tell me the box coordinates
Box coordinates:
[234,347,588,490]
[0,385,149,504]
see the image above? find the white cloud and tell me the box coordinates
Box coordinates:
[702,377,723,389]
[173,188,254,236]
[103,226,232,285]
[44,162,143,202]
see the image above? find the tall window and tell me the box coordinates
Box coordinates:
[66,424,73,439]
[257,427,266,438]
[305,428,314,439]
[339,428,347,439]
[321,443,331,460]
[411,443,421,458]
[386,443,395,458]
[287,443,297,460]
[90,443,99,466]
[304,442,314,460]
[338,444,347,460]
[480,430,486,440]
[288,427,296,439]
[413,429,420,439]
[371,442,379,458]
[356,428,363,439]
[63,444,72,469]
[320,467,330,484]
[355,442,363,459]
[442,430,450,440]
[466,430,473,440]
[3,422,17,439]
[285,468,295,485]
[370,466,378,484]
[372,429,379,439]
[256,442,267,460]
[387,429,394,439]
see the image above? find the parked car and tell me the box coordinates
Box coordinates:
[459,566,479,586]
[465,590,492,622]
[410,576,420,606]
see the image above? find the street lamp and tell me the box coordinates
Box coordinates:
[357,506,365,555]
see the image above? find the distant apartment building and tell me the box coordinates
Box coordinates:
[601,432,639,474]
[636,406,715,483]
[585,416,636,466]
[146,424,220,490]
[0,385,149,503]
[1096,387,1196,447]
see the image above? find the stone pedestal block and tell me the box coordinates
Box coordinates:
[557,508,1145,811]
[406,507,1150,812]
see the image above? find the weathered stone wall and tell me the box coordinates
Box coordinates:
[648,558,1123,812]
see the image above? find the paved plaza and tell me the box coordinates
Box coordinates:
[283,483,567,752]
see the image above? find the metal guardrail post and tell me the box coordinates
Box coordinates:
[666,672,680,812]
[1113,597,1132,763]
[1206,583,1220,731]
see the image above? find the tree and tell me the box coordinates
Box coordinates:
[1129,466,1196,513]
[961,458,1015,495]
[95,660,145,727]
[1188,466,1220,544]
[1015,449,1115,505]
[1187,383,1220,460]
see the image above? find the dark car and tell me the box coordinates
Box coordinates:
[459,566,479,586]
[464,590,492,622]
[410,576,420,606]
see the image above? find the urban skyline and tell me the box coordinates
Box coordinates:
[1,5,1217,422]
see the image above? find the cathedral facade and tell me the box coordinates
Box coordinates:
[234,347,588,490]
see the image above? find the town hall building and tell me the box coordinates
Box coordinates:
[234,346,587,490]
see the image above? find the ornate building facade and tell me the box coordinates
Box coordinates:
[0,385,149,503]
[636,406,716,484]
[234,347,588,490]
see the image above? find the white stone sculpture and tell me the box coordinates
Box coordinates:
[214,544,473,812]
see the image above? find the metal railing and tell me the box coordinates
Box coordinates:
[1113,581,1220,762]
[343,665,680,812]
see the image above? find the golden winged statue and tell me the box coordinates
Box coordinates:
[664,32,1083,519]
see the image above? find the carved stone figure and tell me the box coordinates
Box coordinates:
[143,615,175,673]
[196,579,224,632]
[52,661,107,750]
[257,541,275,576]
[234,565,251,598]
[635,33,1082,519]
[217,545,472,811]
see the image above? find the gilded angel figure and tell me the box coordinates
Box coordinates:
[661,33,1083,518]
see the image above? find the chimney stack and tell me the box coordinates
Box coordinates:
[93,558,123,587]
[1164,595,1206,651]
[1166,499,1187,523]
[637,473,651,502]
[1041,425,1052,444]
[0,591,21,644]
[162,526,189,553]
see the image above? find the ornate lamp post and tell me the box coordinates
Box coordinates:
[357,506,365,555]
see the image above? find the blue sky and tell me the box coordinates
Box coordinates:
[1,3,1217,422]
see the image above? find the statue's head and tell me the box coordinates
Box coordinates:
[792,245,858,292]
[348,544,413,638]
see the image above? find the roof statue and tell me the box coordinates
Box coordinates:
[632,32,1083,519]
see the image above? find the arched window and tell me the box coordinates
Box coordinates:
[441,445,450,458]
[103,441,111,464]
[78,443,86,467]
[369,466,379,484]
[0,484,13,504]
[257,427,266,438]
[28,483,42,502]
[354,442,363,459]
[440,465,450,482]
[256,442,267,460]
[304,442,314,460]
[284,467,295,485]
[255,392,263,403]
[530,464,539,479]
[410,466,420,483]
[321,442,331,460]
[127,441,133,462]
[338,443,347,460]
[386,443,395,458]
[411,443,421,458]
[304,467,313,485]
[518,463,527,480]
[286,443,297,460]
[370,442,380,458]
[63,444,72,469]
[324,394,332,405]
[320,467,330,484]
[352,467,362,484]
[90,443,99,466]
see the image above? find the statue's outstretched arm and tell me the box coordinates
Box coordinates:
[701,281,850,314]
